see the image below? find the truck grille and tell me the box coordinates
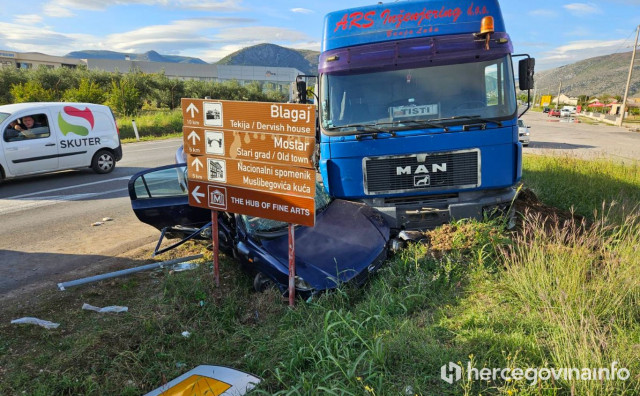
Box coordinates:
[363,149,480,195]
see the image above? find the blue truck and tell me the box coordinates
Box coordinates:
[315,0,534,230]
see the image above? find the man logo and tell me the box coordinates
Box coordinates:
[441,362,462,384]
[207,185,227,210]
[414,175,430,187]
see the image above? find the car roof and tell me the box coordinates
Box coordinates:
[0,102,106,114]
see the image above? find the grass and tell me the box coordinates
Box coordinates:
[116,109,183,141]
[1,154,639,395]
[522,154,640,221]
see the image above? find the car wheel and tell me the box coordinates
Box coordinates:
[253,272,275,293]
[91,150,116,174]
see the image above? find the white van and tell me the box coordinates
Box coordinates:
[0,102,122,181]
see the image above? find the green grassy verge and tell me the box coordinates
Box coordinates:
[1,155,639,395]
[116,109,183,141]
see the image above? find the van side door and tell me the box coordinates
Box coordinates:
[2,110,59,177]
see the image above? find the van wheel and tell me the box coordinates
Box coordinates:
[92,150,115,174]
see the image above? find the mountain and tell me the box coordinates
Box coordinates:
[65,50,207,64]
[216,44,319,75]
[535,51,640,98]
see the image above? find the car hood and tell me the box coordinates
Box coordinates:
[258,200,390,290]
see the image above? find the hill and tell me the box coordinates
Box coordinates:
[535,51,640,98]
[65,50,207,64]
[216,44,319,75]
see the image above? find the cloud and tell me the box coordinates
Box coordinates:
[13,15,44,25]
[43,3,75,17]
[291,8,313,14]
[0,22,96,55]
[104,18,253,53]
[563,3,601,16]
[537,39,627,69]
[528,9,557,18]
[43,0,243,16]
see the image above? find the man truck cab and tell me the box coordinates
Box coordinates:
[317,0,534,230]
[0,102,122,181]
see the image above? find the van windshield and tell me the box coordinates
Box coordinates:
[321,56,516,133]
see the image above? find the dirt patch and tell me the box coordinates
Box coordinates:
[513,187,588,231]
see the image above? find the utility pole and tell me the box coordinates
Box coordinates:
[556,80,562,109]
[618,24,639,127]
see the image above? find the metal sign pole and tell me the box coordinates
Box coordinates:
[211,210,220,287]
[288,223,295,307]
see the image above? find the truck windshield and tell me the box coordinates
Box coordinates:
[321,56,516,133]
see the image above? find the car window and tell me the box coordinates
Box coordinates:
[517,120,524,127]
[3,113,51,142]
[133,166,188,198]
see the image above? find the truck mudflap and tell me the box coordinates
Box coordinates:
[363,187,517,231]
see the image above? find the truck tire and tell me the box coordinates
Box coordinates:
[91,150,116,174]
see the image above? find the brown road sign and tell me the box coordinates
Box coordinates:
[183,127,315,169]
[187,154,315,198]
[188,180,315,226]
[181,99,315,137]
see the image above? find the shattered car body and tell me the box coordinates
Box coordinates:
[128,164,390,295]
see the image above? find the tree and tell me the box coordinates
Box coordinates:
[150,72,185,110]
[10,81,56,103]
[0,67,27,104]
[63,78,106,103]
[106,79,140,116]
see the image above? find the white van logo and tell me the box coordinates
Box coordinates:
[58,106,94,136]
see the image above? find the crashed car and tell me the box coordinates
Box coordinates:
[128,163,390,296]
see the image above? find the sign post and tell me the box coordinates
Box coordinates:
[181,99,316,305]
[211,210,219,287]
[288,224,295,306]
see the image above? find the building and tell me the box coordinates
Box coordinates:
[0,49,305,95]
[551,94,578,106]
[0,50,82,69]
[83,59,303,94]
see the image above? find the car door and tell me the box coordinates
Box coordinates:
[3,110,59,176]
[128,164,211,230]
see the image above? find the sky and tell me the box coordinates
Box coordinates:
[0,0,639,71]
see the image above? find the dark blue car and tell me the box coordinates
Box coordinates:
[128,163,390,295]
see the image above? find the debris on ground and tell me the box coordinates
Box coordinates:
[10,317,60,329]
[102,217,114,222]
[91,222,104,227]
[181,331,191,338]
[168,262,199,273]
[82,303,128,313]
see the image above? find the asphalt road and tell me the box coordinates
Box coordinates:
[0,138,182,299]
[521,111,640,162]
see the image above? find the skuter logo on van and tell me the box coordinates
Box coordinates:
[58,106,94,136]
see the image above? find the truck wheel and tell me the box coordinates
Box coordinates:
[92,150,116,174]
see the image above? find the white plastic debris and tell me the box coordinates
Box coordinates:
[91,222,104,227]
[181,331,191,338]
[102,217,114,222]
[169,262,199,272]
[11,317,60,329]
[82,303,128,313]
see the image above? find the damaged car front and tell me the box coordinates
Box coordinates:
[128,163,390,296]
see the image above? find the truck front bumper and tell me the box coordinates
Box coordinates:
[360,187,517,231]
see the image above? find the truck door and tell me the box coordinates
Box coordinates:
[2,111,59,176]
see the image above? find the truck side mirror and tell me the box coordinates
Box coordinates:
[296,80,307,103]
[518,58,535,91]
